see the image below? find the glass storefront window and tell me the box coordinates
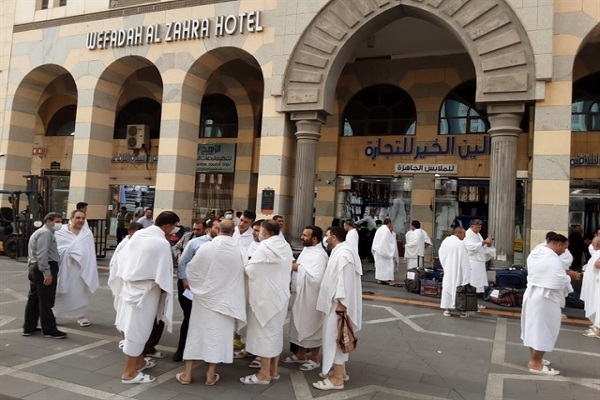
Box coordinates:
[193,173,234,220]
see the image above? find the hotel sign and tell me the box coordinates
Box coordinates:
[87,11,263,50]
[196,143,236,173]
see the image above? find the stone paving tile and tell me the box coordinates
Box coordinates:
[21,387,99,400]
[52,353,117,372]
[134,386,180,400]
[0,376,48,398]
[384,378,452,398]
[25,361,115,387]
[448,388,485,400]
[91,377,129,394]
[0,354,34,367]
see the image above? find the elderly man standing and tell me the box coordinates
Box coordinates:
[372,218,400,286]
[313,226,362,391]
[175,220,246,386]
[439,227,471,317]
[464,219,495,310]
[23,212,66,338]
[404,220,432,270]
[240,220,293,385]
[53,210,98,327]
[343,220,359,254]
[285,225,328,371]
[581,236,600,338]
[521,232,580,375]
[111,211,179,384]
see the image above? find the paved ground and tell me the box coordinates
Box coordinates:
[1,256,598,400]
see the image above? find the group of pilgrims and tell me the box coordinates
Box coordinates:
[108,210,363,390]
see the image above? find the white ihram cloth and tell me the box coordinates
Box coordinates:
[245,235,293,358]
[533,242,573,270]
[317,242,362,375]
[464,228,496,293]
[580,249,600,328]
[53,225,99,319]
[111,225,174,356]
[345,229,359,254]
[290,245,329,348]
[246,240,259,259]
[183,235,247,363]
[108,236,130,312]
[520,245,573,352]
[439,235,471,310]
[233,226,254,254]
[372,227,399,281]
[404,228,432,269]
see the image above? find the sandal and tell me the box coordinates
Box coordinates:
[122,372,155,384]
[443,310,451,317]
[118,340,125,350]
[283,354,307,364]
[138,358,156,372]
[299,360,320,371]
[388,282,402,287]
[145,351,166,359]
[205,373,220,386]
[312,378,344,391]
[175,372,192,385]
[529,365,560,376]
[77,318,91,327]
[319,372,350,381]
[460,312,469,318]
[239,374,270,385]
[249,358,261,369]
[542,359,551,366]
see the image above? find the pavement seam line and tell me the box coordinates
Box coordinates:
[12,339,111,371]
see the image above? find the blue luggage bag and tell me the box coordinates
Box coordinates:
[495,269,527,289]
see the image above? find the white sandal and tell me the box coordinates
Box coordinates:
[299,360,320,371]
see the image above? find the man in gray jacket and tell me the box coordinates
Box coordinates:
[23,212,67,338]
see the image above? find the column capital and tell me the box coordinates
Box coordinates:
[290,110,328,123]
[294,118,323,141]
[487,103,524,137]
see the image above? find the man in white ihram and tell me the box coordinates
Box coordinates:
[372,218,400,286]
[580,236,600,338]
[111,211,179,384]
[464,219,495,310]
[53,209,98,327]
[286,225,328,371]
[313,226,362,391]
[175,220,246,386]
[439,227,471,318]
[240,220,293,384]
[521,232,580,376]
[343,220,359,254]
[404,220,432,269]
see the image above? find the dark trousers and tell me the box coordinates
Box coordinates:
[143,319,165,355]
[116,227,128,244]
[175,278,192,355]
[23,262,59,334]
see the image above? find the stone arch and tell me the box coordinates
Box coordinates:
[282,0,536,114]
[1,64,76,190]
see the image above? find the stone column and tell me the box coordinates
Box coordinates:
[487,104,524,267]
[290,111,327,249]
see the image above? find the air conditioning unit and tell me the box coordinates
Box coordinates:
[126,125,149,150]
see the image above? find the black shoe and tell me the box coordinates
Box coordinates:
[172,351,183,362]
[44,330,67,339]
[22,328,42,336]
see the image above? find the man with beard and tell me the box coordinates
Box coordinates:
[240,220,293,384]
[284,225,328,371]
[53,210,98,327]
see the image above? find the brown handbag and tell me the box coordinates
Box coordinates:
[336,311,357,353]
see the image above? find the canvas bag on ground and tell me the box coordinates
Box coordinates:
[336,311,357,354]
[455,284,478,312]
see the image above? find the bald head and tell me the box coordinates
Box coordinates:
[453,227,466,240]
[219,219,235,236]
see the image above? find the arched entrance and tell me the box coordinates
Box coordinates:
[282,0,536,260]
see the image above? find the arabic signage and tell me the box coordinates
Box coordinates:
[261,188,275,214]
[364,136,490,160]
[570,153,599,167]
[87,11,263,50]
[395,164,457,174]
[196,143,235,173]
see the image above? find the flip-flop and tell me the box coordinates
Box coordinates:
[529,366,560,376]
[319,372,350,381]
[205,373,220,386]
[138,358,156,372]
[283,354,307,363]
[122,372,155,384]
[443,310,452,317]
[145,351,166,359]
[299,360,321,371]
[175,372,192,385]
[77,318,91,327]
[239,374,270,385]
[312,378,344,391]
